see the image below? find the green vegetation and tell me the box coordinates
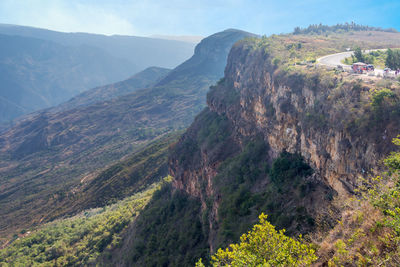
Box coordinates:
[0,179,170,266]
[126,183,209,267]
[198,213,317,266]
[371,88,397,109]
[247,32,374,70]
[369,88,400,127]
[343,48,400,69]
[353,47,364,62]
[384,135,400,172]
[215,139,330,249]
[347,87,400,132]
[343,48,384,66]
[172,109,235,169]
[122,111,332,266]
[269,152,313,187]
[197,112,231,149]
[386,48,400,69]
[368,50,388,67]
[305,76,400,143]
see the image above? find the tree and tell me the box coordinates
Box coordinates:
[197,213,317,266]
[353,47,364,62]
[386,48,400,69]
[293,27,301,35]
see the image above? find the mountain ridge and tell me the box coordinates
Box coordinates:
[0,23,196,70]
[0,24,197,123]
[55,66,171,111]
[0,28,255,240]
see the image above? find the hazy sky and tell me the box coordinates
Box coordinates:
[0,0,399,37]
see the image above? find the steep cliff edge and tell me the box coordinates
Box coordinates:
[169,32,400,252]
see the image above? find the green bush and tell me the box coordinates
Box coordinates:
[269,151,313,188]
[198,213,317,266]
[370,88,398,122]
[386,49,400,69]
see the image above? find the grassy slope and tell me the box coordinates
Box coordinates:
[0,178,171,266]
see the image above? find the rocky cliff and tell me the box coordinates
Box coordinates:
[169,34,400,251]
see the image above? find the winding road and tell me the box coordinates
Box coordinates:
[317,51,354,68]
[316,50,388,77]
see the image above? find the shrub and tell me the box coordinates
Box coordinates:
[198,213,317,266]
[386,49,400,69]
[370,88,398,122]
[269,151,313,188]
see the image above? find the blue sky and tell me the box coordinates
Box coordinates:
[0,0,399,37]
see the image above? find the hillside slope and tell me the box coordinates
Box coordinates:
[121,30,400,266]
[0,34,134,123]
[0,29,255,240]
[56,66,170,111]
[0,178,170,266]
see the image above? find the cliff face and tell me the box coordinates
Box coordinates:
[169,39,400,250]
[216,44,399,194]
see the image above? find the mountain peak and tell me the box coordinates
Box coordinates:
[157,29,257,86]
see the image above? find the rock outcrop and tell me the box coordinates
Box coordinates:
[169,37,400,250]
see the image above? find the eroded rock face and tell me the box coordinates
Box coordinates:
[186,43,397,195]
[169,40,399,249]
[219,44,398,195]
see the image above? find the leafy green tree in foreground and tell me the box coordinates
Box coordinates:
[197,213,317,266]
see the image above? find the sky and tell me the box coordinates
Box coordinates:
[0,0,399,37]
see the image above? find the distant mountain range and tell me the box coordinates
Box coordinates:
[56,66,171,111]
[0,24,198,69]
[0,29,256,238]
[0,24,197,123]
